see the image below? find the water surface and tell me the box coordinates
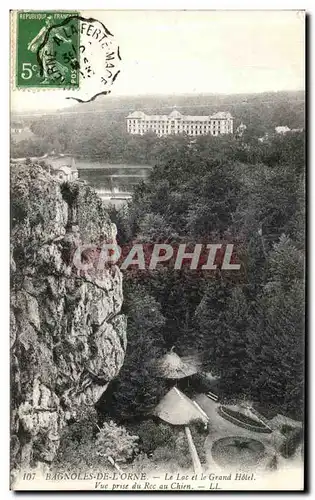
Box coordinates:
[76,161,152,207]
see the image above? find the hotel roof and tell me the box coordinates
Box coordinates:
[127,110,233,121]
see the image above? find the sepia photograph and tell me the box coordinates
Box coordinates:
[9,8,305,491]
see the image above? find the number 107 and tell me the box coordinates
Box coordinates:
[22,472,36,480]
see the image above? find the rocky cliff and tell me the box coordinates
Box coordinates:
[10,163,127,472]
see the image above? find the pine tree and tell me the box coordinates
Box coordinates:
[100,284,167,420]
[245,236,304,417]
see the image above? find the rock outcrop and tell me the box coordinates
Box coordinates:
[10,163,127,471]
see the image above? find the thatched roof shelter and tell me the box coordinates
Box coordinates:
[154,349,202,379]
[153,387,208,426]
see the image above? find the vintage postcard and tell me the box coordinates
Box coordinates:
[10,9,305,491]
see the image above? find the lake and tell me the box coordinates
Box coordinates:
[76,161,152,208]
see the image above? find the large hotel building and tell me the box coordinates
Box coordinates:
[126,109,233,137]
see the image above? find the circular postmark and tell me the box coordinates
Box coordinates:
[37,15,121,101]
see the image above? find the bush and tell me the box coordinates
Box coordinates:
[279,427,303,458]
[280,424,294,436]
[132,420,176,455]
[175,431,193,468]
[190,421,208,464]
[54,408,102,470]
[151,446,178,465]
[55,412,139,470]
[96,421,139,463]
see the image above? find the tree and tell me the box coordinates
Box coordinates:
[93,112,305,420]
[55,411,139,470]
[96,421,139,463]
[195,282,253,395]
[98,284,167,420]
[245,236,304,418]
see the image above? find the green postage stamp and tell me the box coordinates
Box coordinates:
[14,10,121,100]
[16,11,80,88]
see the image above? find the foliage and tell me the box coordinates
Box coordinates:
[189,421,208,464]
[174,432,194,468]
[280,424,294,436]
[96,421,139,463]
[98,284,168,420]
[266,454,279,471]
[55,411,139,469]
[54,408,101,470]
[11,138,48,158]
[130,420,176,455]
[279,427,303,459]
[172,424,208,468]
[110,119,305,421]
[14,92,304,424]
[11,90,304,161]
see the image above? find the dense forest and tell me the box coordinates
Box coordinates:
[11,90,304,162]
[11,91,305,423]
[11,92,305,475]
[103,129,305,422]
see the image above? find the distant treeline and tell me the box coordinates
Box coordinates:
[11,90,304,162]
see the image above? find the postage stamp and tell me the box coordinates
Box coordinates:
[15,11,121,101]
[16,11,80,88]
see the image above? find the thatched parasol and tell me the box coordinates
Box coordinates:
[153,387,208,474]
[153,387,208,426]
[154,348,202,379]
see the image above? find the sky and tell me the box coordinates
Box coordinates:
[11,10,305,112]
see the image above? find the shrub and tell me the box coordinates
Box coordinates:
[175,431,193,468]
[190,422,208,464]
[96,421,139,463]
[280,424,294,436]
[133,420,175,455]
[55,411,139,470]
[266,454,278,471]
[152,446,177,464]
[54,408,101,470]
[279,427,303,458]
